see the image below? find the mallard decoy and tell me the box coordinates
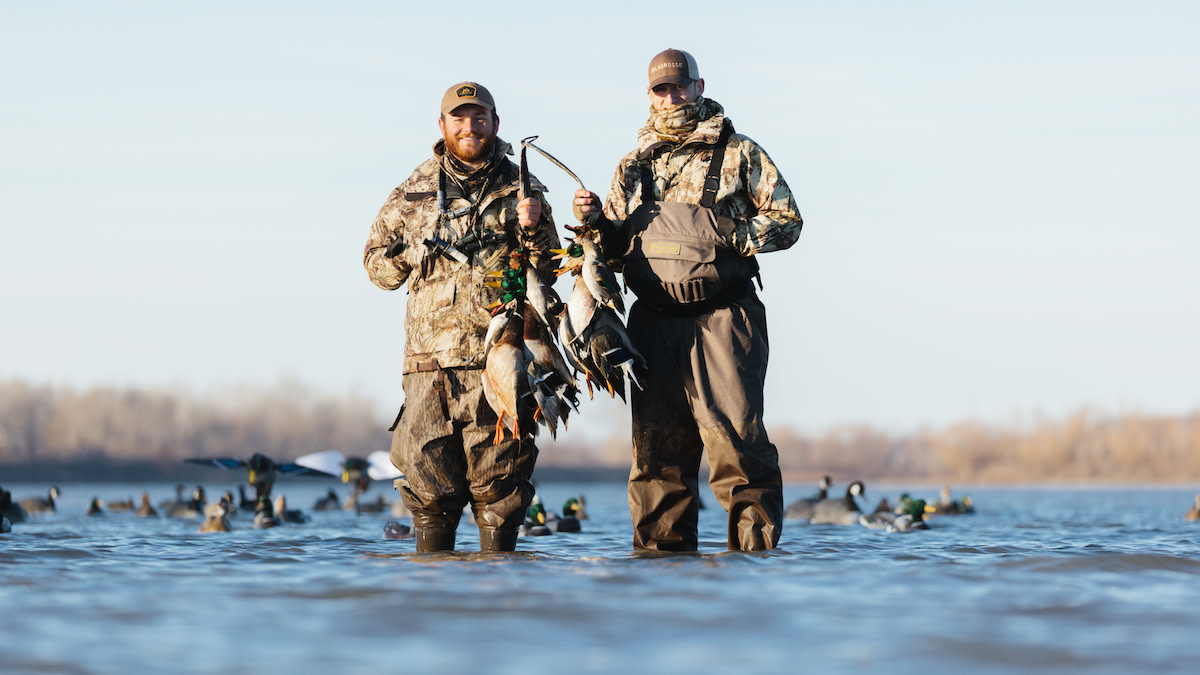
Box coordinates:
[199,495,234,533]
[889,499,930,532]
[313,489,341,511]
[294,450,403,501]
[106,497,134,512]
[135,492,158,518]
[808,481,866,525]
[184,453,323,502]
[784,476,832,520]
[926,485,975,515]
[1185,494,1200,522]
[1,487,29,524]
[519,502,553,537]
[253,495,282,529]
[273,494,310,524]
[165,486,206,519]
[383,521,414,539]
[86,498,105,516]
[563,496,587,521]
[20,486,61,514]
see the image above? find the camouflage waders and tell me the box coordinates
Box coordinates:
[390,367,537,552]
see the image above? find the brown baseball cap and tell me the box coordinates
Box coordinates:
[440,81,496,116]
[648,48,700,88]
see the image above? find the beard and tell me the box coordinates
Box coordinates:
[444,130,496,165]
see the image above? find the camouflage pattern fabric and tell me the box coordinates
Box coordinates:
[363,138,560,375]
[601,98,803,257]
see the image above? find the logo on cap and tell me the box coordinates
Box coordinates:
[456,85,477,98]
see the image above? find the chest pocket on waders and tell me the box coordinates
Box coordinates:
[620,122,759,310]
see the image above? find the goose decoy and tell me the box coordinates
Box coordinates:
[1185,494,1200,522]
[313,489,341,511]
[199,495,234,533]
[86,498,105,516]
[273,494,310,524]
[165,486,206,519]
[808,481,866,525]
[184,453,323,502]
[784,476,832,520]
[20,486,61,514]
[135,492,159,518]
[1,487,28,524]
[253,495,282,529]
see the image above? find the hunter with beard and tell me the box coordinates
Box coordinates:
[573,50,803,552]
[363,82,559,552]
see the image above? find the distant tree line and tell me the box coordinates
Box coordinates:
[2,379,1198,483]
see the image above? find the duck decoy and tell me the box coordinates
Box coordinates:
[519,501,553,537]
[165,486,207,519]
[808,481,866,525]
[184,453,323,502]
[273,494,310,524]
[889,499,931,532]
[106,497,134,512]
[563,496,587,521]
[253,495,282,529]
[313,489,341,511]
[136,492,159,518]
[20,486,61,514]
[1,487,29,524]
[86,498,105,516]
[1185,494,1200,522]
[294,450,403,504]
[925,485,975,515]
[383,521,414,539]
[199,495,234,533]
[784,476,832,520]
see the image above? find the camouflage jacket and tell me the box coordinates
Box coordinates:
[600,99,803,258]
[363,138,559,374]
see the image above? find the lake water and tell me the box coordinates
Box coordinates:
[3,480,1200,674]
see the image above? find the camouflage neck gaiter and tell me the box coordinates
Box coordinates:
[648,97,718,144]
[441,139,505,197]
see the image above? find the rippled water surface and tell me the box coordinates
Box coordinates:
[4,481,1200,674]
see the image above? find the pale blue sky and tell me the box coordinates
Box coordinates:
[2,1,1197,443]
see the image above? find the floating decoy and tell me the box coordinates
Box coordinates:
[313,489,341,511]
[519,502,553,537]
[784,476,832,520]
[106,497,134,512]
[20,486,61,514]
[199,495,234,533]
[383,521,413,539]
[1,487,28,524]
[563,496,587,521]
[926,485,974,515]
[808,481,866,526]
[165,486,206,519]
[86,498,105,516]
[273,494,310,524]
[184,453,323,502]
[253,495,282,529]
[1185,494,1200,522]
[136,492,159,518]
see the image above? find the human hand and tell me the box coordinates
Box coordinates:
[517,197,541,229]
[573,189,600,224]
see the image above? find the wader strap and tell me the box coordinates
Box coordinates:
[637,120,733,208]
[699,121,733,210]
[387,403,406,432]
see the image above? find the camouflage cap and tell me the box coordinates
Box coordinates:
[440,81,496,116]
[648,48,700,88]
